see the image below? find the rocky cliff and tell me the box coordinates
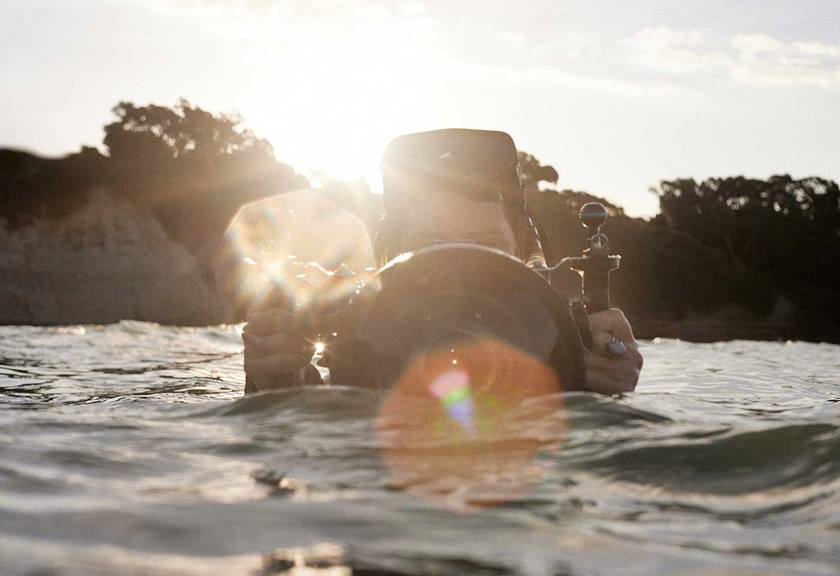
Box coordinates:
[0,189,233,325]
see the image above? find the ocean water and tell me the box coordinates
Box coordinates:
[0,322,838,575]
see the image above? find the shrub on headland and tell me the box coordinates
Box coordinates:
[1,100,305,259]
[652,175,840,340]
[103,100,306,258]
[524,160,840,341]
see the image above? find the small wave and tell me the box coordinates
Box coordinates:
[195,386,381,417]
[41,449,148,476]
[577,423,840,494]
[563,392,672,428]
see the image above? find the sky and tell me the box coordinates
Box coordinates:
[1,0,839,217]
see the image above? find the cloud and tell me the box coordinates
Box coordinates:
[147,0,428,26]
[621,26,726,74]
[498,31,527,47]
[400,1,426,16]
[624,26,705,51]
[548,31,600,60]
[462,62,684,98]
[731,33,785,61]
[795,41,840,59]
[168,0,426,20]
[622,27,840,88]
[492,28,677,96]
[729,34,840,87]
[499,29,599,61]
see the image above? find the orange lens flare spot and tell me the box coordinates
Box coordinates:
[376,338,567,510]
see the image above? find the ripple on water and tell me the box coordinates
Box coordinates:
[0,325,839,575]
[576,423,840,493]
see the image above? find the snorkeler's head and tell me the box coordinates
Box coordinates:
[376,129,546,267]
[381,129,522,209]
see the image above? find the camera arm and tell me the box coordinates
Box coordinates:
[533,202,621,348]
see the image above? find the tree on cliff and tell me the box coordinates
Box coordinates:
[0,99,306,258]
[653,175,840,336]
[104,100,307,257]
[518,151,559,194]
[105,101,264,161]
[655,176,839,279]
[519,152,732,323]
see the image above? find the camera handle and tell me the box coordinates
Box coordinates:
[534,202,621,348]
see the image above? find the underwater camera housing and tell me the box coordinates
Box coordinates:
[327,243,588,391]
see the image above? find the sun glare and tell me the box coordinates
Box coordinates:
[249,16,438,184]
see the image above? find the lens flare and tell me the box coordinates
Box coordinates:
[429,369,476,436]
[377,338,566,510]
[216,190,377,316]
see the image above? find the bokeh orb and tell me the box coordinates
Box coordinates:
[217,190,376,317]
[377,338,566,509]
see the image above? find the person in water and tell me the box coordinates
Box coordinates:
[243,129,643,395]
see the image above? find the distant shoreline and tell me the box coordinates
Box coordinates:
[2,319,828,345]
[632,319,802,343]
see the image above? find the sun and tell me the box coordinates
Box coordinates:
[246,15,441,184]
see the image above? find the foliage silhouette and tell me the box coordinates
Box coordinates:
[0,100,304,264]
[104,100,306,258]
[0,101,837,339]
[653,176,840,339]
[522,155,838,340]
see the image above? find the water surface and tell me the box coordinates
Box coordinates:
[1,322,838,575]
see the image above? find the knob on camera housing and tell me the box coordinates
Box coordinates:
[579,202,608,233]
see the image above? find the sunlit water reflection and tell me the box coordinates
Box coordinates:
[1,323,838,575]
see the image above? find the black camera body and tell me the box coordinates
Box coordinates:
[326,244,588,391]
